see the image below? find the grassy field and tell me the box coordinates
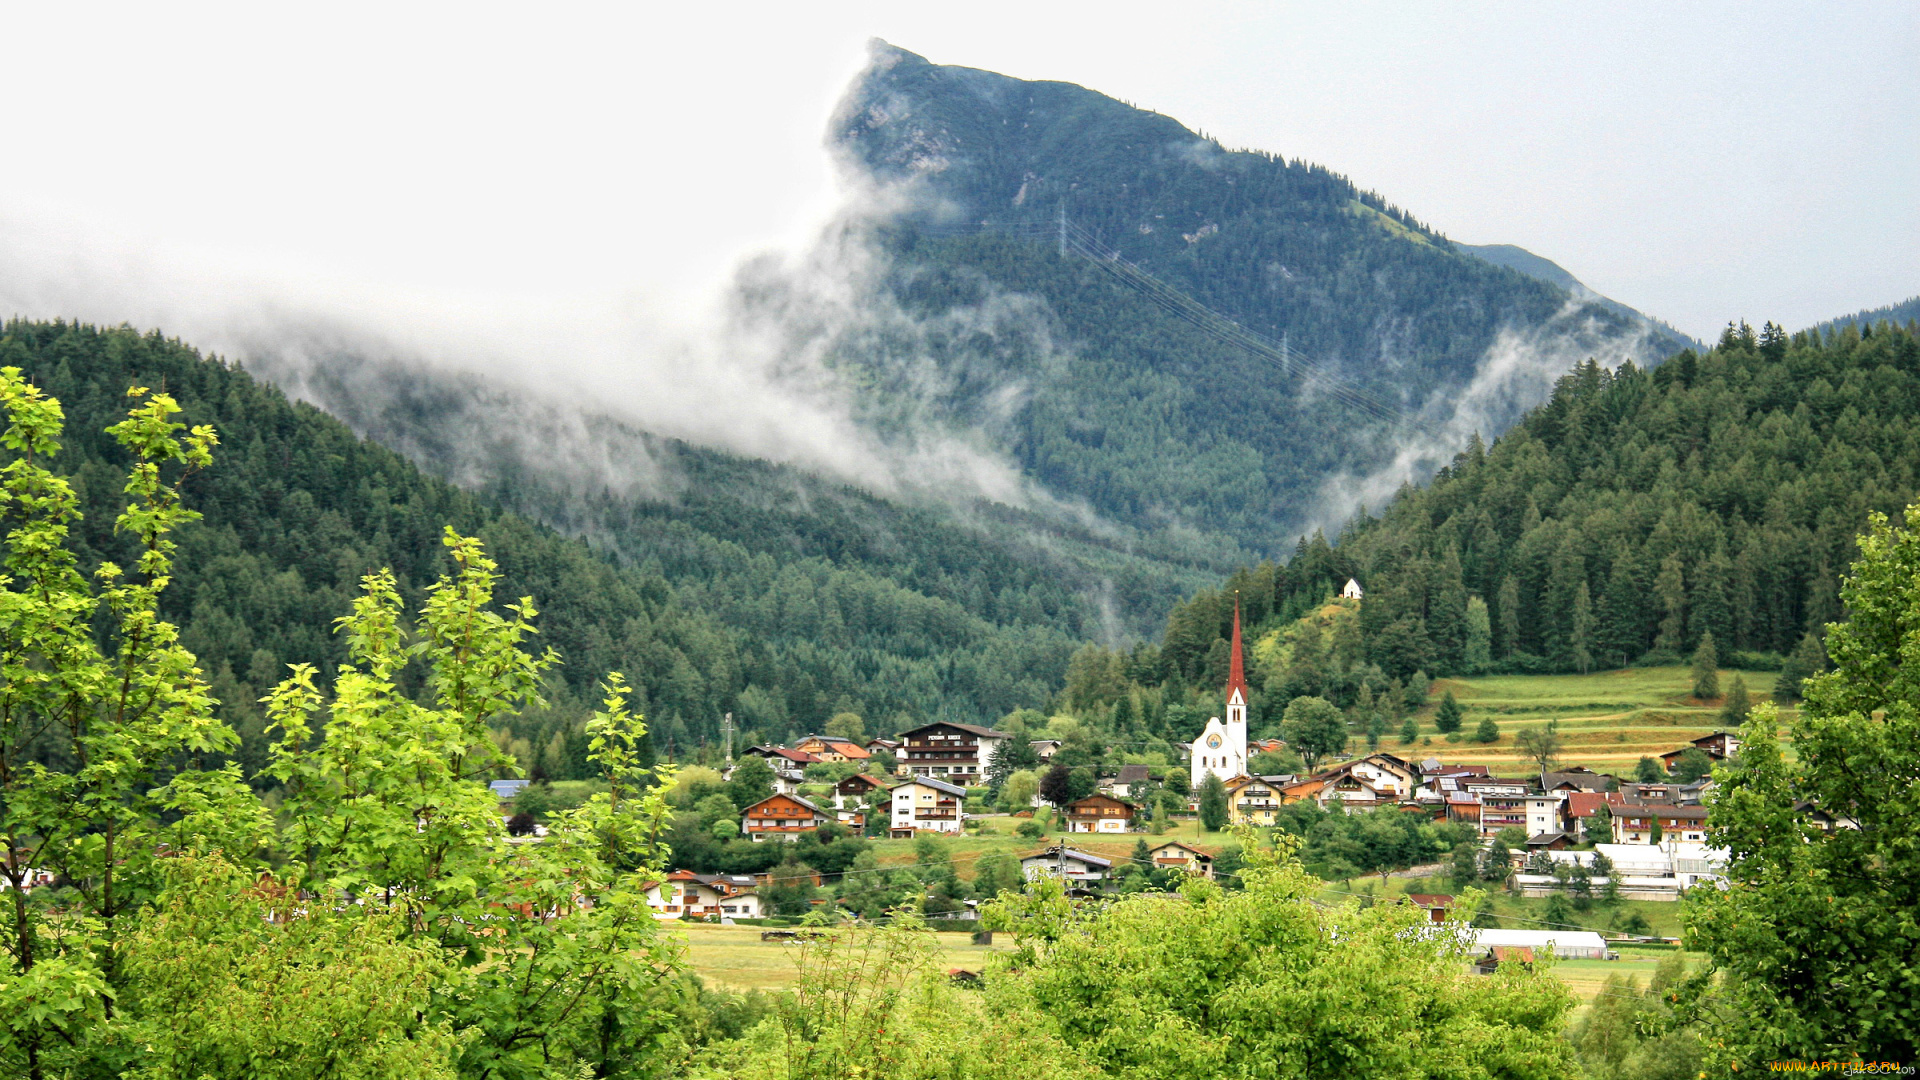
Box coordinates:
[1404,665,1779,772]
[675,923,1012,991]
[672,916,1690,1003]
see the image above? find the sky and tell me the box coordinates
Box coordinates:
[0,2,1913,344]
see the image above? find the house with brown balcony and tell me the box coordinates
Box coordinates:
[890,777,967,836]
[1065,793,1136,834]
[896,722,1011,785]
[1148,840,1213,878]
[740,793,829,842]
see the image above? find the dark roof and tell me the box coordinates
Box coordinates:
[1116,764,1152,783]
[1525,831,1568,847]
[1068,793,1136,811]
[1543,771,1610,792]
[1022,845,1112,868]
[895,776,968,797]
[837,773,886,791]
[898,721,1012,739]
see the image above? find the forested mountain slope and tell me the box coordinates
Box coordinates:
[1808,295,1918,337]
[0,320,1094,771]
[1069,320,1920,732]
[824,42,1692,550]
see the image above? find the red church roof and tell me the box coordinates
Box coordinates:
[1227,599,1249,704]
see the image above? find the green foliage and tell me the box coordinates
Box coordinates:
[1774,631,1827,703]
[1720,673,1751,724]
[1689,504,1920,1064]
[1690,632,1720,699]
[1569,957,1706,1080]
[1434,690,1464,733]
[1281,695,1347,770]
[1473,716,1500,744]
[1398,717,1419,745]
[1634,756,1663,783]
[1669,746,1714,783]
[1587,807,1614,845]
[115,854,462,1080]
[1014,819,1045,840]
[726,756,777,810]
[976,843,1576,1078]
[1197,774,1229,831]
[1514,719,1564,771]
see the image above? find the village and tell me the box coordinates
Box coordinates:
[537,596,1754,979]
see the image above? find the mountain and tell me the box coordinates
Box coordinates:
[0,320,1117,770]
[1101,319,1920,731]
[831,42,1695,544]
[1455,244,1587,293]
[1807,295,1920,337]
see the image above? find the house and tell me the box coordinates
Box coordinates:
[744,745,819,768]
[1403,893,1453,924]
[890,777,967,836]
[834,773,886,809]
[1524,792,1568,838]
[1065,793,1136,833]
[645,871,764,920]
[1614,803,1708,844]
[1566,791,1628,840]
[794,735,871,763]
[1029,739,1063,762]
[1317,754,1419,809]
[896,722,1012,785]
[1276,774,1334,806]
[1468,928,1608,960]
[740,794,829,841]
[1342,578,1364,600]
[1249,737,1287,755]
[1474,782,1532,837]
[1020,845,1112,885]
[1226,775,1295,826]
[833,773,886,829]
[1147,840,1213,878]
[1102,764,1154,799]
[1658,731,1741,769]
[865,737,901,756]
[1525,831,1570,851]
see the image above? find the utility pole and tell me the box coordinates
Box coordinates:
[1057,201,1068,258]
[722,712,734,767]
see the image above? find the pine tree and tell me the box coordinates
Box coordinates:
[1463,595,1491,673]
[1691,631,1720,700]
[1198,774,1229,831]
[1597,547,1648,666]
[1653,553,1688,658]
[1720,674,1751,725]
[1570,581,1595,674]
[1474,716,1500,743]
[1434,691,1464,734]
[1399,718,1419,745]
[1496,576,1521,659]
[1775,631,1827,703]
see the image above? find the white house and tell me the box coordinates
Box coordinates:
[1525,792,1568,839]
[1342,578,1364,600]
[890,776,967,836]
[896,722,1011,784]
[644,872,764,921]
[1191,603,1250,792]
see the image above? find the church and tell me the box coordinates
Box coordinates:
[1190,601,1250,791]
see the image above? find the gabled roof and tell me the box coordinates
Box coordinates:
[1542,770,1611,792]
[1022,845,1112,868]
[1566,791,1624,818]
[1148,840,1211,859]
[893,776,968,798]
[748,745,820,765]
[837,773,886,791]
[1067,793,1136,811]
[741,793,828,816]
[1115,764,1152,783]
[899,721,1012,739]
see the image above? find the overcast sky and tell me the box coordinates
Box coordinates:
[2,2,1913,342]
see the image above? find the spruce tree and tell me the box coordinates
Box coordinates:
[1653,554,1688,658]
[1775,631,1827,703]
[1496,576,1521,659]
[1474,716,1500,743]
[1463,596,1492,672]
[1434,691,1464,734]
[1399,717,1419,745]
[1691,631,1720,700]
[1570,581,1595,674]
[1720,674,1752,725]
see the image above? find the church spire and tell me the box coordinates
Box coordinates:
[1226,597,1247,703]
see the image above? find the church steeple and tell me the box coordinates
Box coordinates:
[1226,598,1248,705]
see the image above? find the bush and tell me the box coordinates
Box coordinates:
[1015,820,1045,839]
